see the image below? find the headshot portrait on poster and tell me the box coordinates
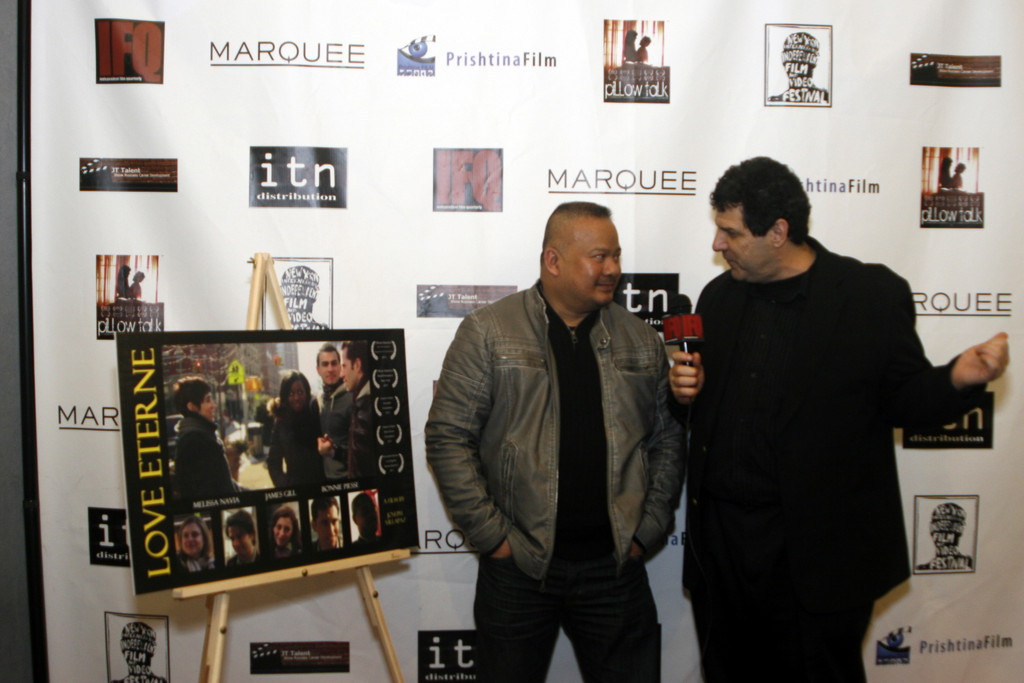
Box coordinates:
[115,329,418,594]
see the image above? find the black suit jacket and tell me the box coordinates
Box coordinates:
[684,238,982,612]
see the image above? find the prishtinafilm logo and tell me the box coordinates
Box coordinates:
[877,626,911,665]
[399,36,436,76]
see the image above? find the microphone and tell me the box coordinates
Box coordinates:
[662,293,704,357]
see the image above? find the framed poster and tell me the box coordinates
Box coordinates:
[116,329,417,594]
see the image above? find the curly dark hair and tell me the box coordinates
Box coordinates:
[710,157,810,244]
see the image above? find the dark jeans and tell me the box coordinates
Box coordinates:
[474,553,660,683]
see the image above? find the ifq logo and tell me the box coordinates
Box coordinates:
[434,149,502,211]
[95,19,165,83]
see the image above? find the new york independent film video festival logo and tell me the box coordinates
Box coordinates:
[764,24,832,107]
[96,19,165,84]
[250,147,347,208]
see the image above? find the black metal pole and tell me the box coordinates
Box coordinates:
[17,0,50,679]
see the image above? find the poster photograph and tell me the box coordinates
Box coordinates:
[115,329,417,594]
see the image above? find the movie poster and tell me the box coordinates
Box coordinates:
[96,255,164,340]
[920,147,984,228]
[116,330,417,594]
[603,20,669,103]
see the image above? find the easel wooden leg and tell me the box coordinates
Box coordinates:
[199,592,231,683]
[356,566,404,683]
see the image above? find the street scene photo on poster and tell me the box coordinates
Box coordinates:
[115,330,417,593]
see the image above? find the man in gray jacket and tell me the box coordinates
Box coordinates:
[426,202,701,682]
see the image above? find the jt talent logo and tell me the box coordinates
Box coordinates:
[903,392,994,449]
[417,285,517,318]
[547,167,696,197]
[95,19,165,84]
[398,35,436,76]
[913,290,1011,317]
[434,149,502,211]
[911,53,1001,87]
[765,24,832,106]
[913,496,979,575]
[250,147,347,208]
[876,626,912,665]
[614,274,679,332]
[89,507,130,567]
[418,630,477,682]
[210,39,365,69]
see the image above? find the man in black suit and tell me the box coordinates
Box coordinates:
[668,157,1008,681]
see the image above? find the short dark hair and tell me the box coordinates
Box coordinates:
[311,496,339,520]
[352,492,376,519]
[173,376,211,414]
[543,202,612,249]
[342,340,370,373]
[225,509,255,537]
[710,157,810,244]
[317,343,340,365]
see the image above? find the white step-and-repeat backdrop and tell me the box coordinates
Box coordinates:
[30,1,1022,680]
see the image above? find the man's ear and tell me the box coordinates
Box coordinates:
[186,401,199,414]
[768,218,790,247]
[542,247,561,276]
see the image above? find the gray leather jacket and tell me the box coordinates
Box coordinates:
[425,282,683,579]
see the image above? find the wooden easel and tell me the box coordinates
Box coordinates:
[175,253,408,682]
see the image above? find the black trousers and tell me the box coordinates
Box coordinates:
[688,495,873,682]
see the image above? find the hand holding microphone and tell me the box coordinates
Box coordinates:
[663,294,705,405]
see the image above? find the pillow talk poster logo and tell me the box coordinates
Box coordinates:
[614,274,679,333]
[417,285,517,317]
[903,392,994,449]
[398,35,436,76]
[433,149,502,211]
[921,147,983,228]
[105,612,170,683]
[911,53,1001,87]
[96,255,164,340]
[765,24,832,107]
[80,158,177,192]
[603,20,669,103]
[876,626,912,666]
[114,330,417,593]
[913,495,979,574]
[261,257,333,330]
[418,630,477,682]
[95,19,165,84]
[250,147,347,208]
